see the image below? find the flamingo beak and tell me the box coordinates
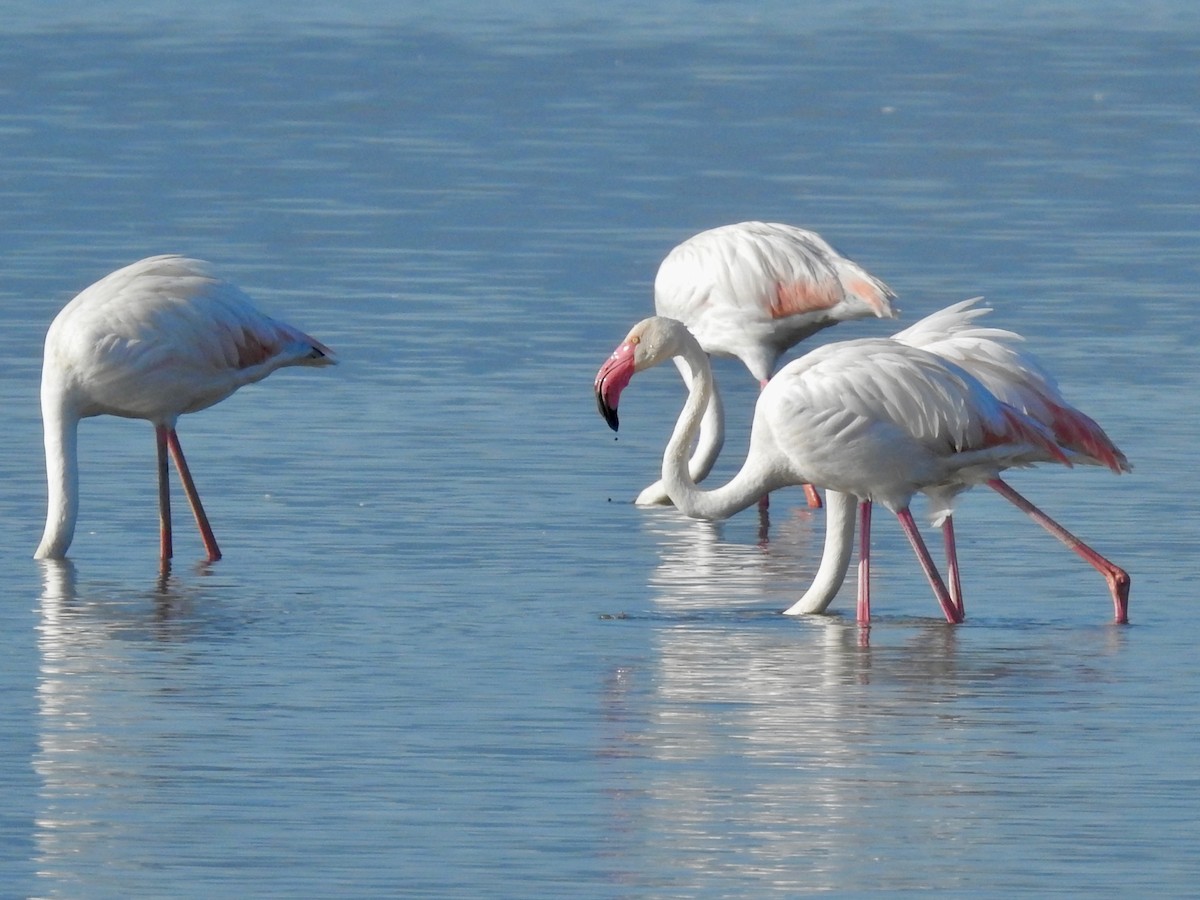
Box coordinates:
[594,341,636,432]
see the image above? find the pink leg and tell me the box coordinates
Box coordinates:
[155,425,173,561]
[895,507,962,623]
[942,515,964,619]
[803,483,824,509]
[987,478,1129,624]
[165,428,222,562]
[857,499,872,625]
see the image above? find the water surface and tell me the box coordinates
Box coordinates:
[1,4,1198,896]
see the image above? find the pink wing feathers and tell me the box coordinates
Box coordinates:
[893,298,1128,473]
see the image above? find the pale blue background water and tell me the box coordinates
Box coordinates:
[1,3,1198,897]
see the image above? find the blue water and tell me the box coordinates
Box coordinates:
[1,3,1198,897]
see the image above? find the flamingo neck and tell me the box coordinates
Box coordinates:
[636,358,725,506]
[35,388,79,560]
[782,490,857,615]
[679,357,726,480]
[660,339,777,520]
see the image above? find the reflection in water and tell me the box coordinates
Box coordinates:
[643,507,824,615]
[603,509,1139,892]
[3,13,1192,894]
[32,561,223,890]
[601,513,1000,892]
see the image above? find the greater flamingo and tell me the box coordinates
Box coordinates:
[595,315,1078,625]
[785,299,1131,623]
[635,221,898,508]
[35,254,336,563]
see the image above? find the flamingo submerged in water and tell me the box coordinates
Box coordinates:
[595,313,1126,624]
[35,254,336,563]
[635,221,898,508]
[787,300,1131,624]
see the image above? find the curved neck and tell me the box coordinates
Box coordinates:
[635,360,725,506]
[782,490,857,615]
[676,354,725,482]
[35,387,79,560]
[661,340,778,520]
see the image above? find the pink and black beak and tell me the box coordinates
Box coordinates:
[594,340,637,431]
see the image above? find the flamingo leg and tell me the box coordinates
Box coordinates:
[895,507,962,624]
[986,478,1129,624]
[942,515,965,618]
[155,425,173,561]
[856,499,872,625]
[164,428,222,563]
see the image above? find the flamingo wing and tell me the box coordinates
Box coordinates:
[895,299,1128,473]
[756,339,1065,506]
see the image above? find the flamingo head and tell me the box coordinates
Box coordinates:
[594,335,638,431]
[595,317,690,432]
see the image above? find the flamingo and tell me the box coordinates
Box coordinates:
[595,315,1086,625]
[785,299,1131,623]
[635,221,898,509]
[35,254,336,563]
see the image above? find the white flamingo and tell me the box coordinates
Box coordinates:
[35,254,336,563]
[594,315,1115,625]
[636,221,897,508]
[787,299,1131,623]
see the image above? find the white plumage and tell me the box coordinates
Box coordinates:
[655,222,896,381]
[813,297,1130,623]
[637,221,897,507]
[36,254,336,562]
[596,310,1128,624]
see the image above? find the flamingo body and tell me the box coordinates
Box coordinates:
[36,254,336,561]
[638,221,897,506]
[751,340,1064,511]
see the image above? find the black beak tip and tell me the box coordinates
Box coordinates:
[595,391,619,432]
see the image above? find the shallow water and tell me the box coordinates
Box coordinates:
[1,4,1199,896]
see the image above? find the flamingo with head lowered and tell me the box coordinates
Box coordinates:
[636,221,897,509]
[35,254,336,563]
[594,312,1128,624]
